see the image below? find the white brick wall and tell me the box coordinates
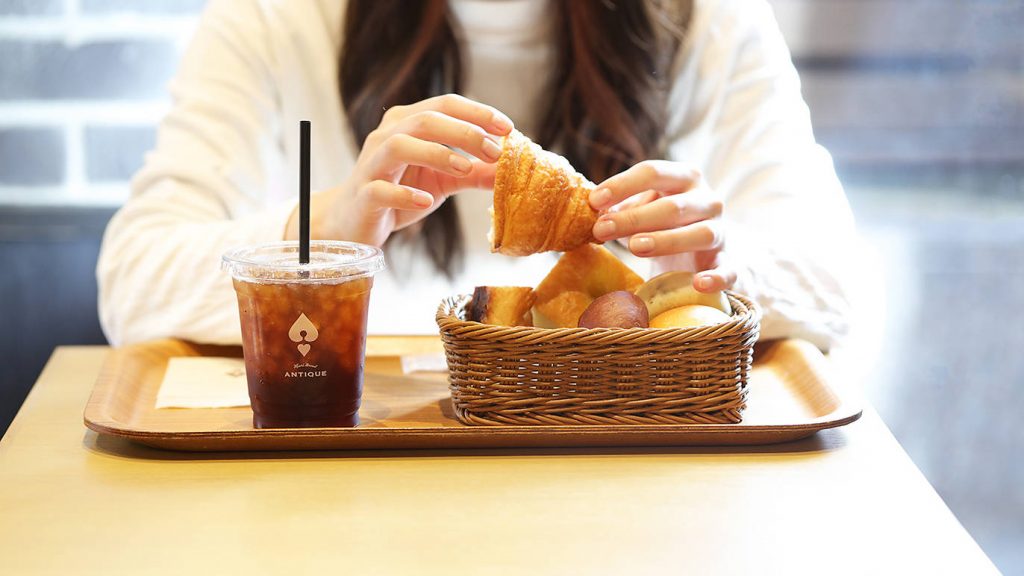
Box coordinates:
[0,0,202,205]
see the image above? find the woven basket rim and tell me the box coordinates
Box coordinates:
[436,290,761,342]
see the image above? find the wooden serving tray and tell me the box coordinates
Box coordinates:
[84,337,861,451]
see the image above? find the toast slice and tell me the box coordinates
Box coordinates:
[467,286,535,326]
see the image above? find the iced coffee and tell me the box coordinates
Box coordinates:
[222,241,384,428]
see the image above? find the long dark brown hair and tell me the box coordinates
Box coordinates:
[340,0,690,277]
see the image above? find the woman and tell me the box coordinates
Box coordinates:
[97,0,856,349]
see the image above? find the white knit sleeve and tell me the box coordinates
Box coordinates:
[662,0,858,350]
[97,0,294,346]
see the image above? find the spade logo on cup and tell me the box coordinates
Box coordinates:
[288,313,319,357]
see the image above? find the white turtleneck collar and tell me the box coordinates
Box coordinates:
[443,0,555,141]
[447,0,553,47]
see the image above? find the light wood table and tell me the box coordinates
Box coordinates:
[0,346,997,575]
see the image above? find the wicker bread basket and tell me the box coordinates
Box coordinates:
[436,292,761,426]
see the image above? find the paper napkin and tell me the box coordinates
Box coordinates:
[155,357,250,409]
[156,353,449,409]
[399,353,448,374]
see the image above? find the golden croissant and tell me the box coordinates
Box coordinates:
[489,130,599,256]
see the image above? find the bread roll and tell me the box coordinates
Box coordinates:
[532,244,644,328]
[649,305,731,329]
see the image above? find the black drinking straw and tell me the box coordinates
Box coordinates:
[299,120,311,265]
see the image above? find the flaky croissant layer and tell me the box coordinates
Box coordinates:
[490,130,599,256]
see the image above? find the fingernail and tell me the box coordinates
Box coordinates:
[593,218,616,239]
[412,192,433,208]
[491,113,513,133]
[449,154,472,174]
[590,188,611,209]
[632,236,655,254]
[696,276,713,291]
[482,138,502,161]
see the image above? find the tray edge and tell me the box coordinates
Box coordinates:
[83,338,863,452]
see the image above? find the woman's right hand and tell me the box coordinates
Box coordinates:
[286,94,513,246]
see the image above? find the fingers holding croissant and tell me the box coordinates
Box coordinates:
[589,160,703,210]
[592,186,723,242]
[589,159,736,291]
[488,135,730,283]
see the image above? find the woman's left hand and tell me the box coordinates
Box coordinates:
[588,160,736,293]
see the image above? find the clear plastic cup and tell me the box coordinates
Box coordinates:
[222,241,385,428]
